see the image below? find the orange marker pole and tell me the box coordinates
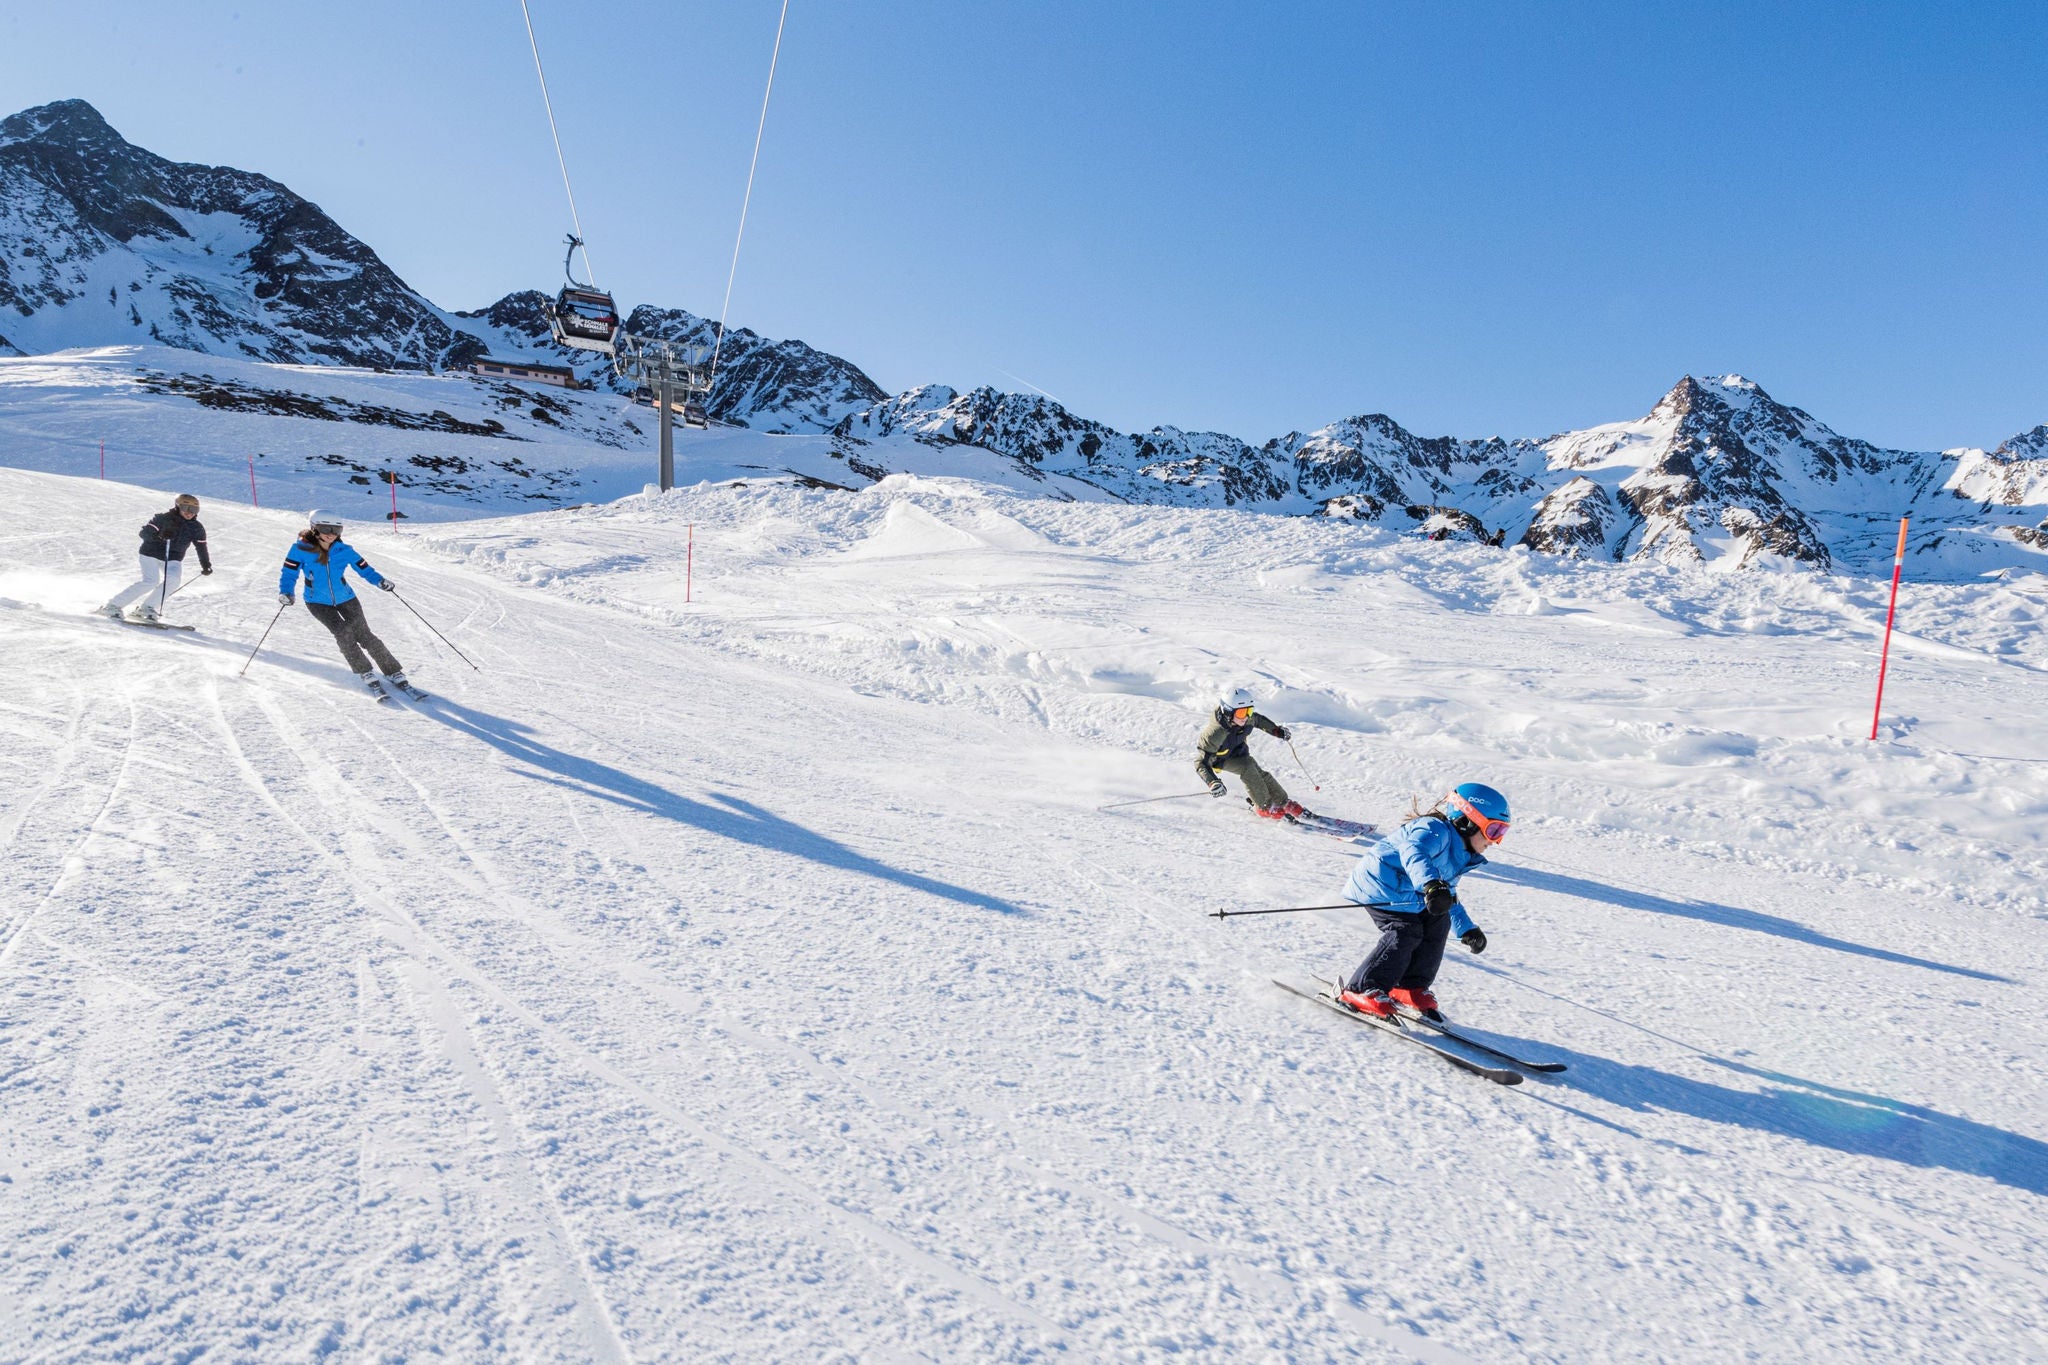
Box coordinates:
[1869,516,1909,740]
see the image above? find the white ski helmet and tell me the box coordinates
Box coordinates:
[1222,686,1256,712]
[307,510,343,534]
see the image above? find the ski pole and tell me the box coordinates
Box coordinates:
[239,602,289,677]
[1097,790,1213,811]
[1286,739,1320,792]
[389,589,480,671]
[1210,900,1388,920]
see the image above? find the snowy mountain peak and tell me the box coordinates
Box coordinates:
[0,98,475,370]
[2,99,2044,577]
[0,97,124,151]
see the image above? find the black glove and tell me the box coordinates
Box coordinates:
[1207,779,1226,797]
[1422,880,1456,915]
[1272,725,1290,741]
[1461,927,1488,954]
[201,566,214,576]
[378,579,396,592]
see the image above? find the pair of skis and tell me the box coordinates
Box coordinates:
[369,678,431,706]
[1284,811,1378,842]
[105,616,195,632]
[1273,976,1565,1086]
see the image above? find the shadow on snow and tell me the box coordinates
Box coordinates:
[1540,1044,2048,1197]
[1479,861,2010,983]
[423,697,1021,917]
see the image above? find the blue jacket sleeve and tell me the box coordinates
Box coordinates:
[1397,819,1481,935]
[278,545,304,596]
[1395,819,1456,896]
[345,546,386,587]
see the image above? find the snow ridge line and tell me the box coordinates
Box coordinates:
[0,660,88,854]
[208,677,632,1363]
[0,681,147,972]
[227,674,1076,1352]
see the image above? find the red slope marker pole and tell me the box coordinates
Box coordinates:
[99,440,105,479]
[248,456,259,506]
[389,471,399,532]
[1869,515,1910,741]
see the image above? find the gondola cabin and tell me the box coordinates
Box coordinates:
[551,286,620,356]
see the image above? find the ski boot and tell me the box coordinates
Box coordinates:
[1390,987,1444,1022]
[127,603,160,623]
[96,602,125,619]
[385,672,429,702]
[359,672,391,704]
[1337,988,1396,1018]
[1281,800,1309,819]
[1252,804,1287,820]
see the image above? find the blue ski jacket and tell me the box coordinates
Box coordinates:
[1344,814,1484,937]
[279,536,386,605]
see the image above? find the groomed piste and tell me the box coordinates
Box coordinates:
[2,462,2045,1361]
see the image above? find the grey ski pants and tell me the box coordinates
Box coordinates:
[305,597,402,677]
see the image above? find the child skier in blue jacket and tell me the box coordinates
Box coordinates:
[278,511,423,702]
[1337,783,1511,1020]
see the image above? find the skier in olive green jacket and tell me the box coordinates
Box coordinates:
[1195,686,1305,821]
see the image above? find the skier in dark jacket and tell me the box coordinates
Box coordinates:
[1195,686,1305,820]
[1336,783,1509,1020]
[278,511,424,702]
[99,492,213,622]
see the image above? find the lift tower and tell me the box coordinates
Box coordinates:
[611,334,714,491]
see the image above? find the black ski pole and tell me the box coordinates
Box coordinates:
[239,601,289,678]
[1097,790,1213,811]
[1210,900,1387,920]
[389,589,480,671]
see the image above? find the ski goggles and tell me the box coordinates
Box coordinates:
[312,522,343,536]
[175,496,200,512]
[1230,706,1254,721]
[1447,792,1510,845]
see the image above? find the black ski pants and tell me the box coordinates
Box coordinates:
[305,597,402,677]
[1344,904,1450,996]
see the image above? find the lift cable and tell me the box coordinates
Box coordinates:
[708,0,792,395]
[519,0,597,288]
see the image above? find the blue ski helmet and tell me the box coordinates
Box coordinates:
[1446,782,1511,845]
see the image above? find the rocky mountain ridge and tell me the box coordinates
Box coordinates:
[3,98,2044,575]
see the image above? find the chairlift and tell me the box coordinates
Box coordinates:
[630,389,712,430]
[549,234,619,356]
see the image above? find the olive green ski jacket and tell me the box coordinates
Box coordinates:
[1194,707,1284,785]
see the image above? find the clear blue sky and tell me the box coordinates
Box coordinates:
[4,0,2043,449]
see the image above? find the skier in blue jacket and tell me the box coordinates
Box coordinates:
[1336,783,1510,1021]
[278,511,423,702]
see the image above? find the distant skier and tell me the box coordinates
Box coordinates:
[278,511,424,703]
[98,492,212,622]
[1336,783,1509,1020]
[1195,686,1304,820]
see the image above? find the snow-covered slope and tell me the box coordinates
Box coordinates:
[3,465,2045,1361]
